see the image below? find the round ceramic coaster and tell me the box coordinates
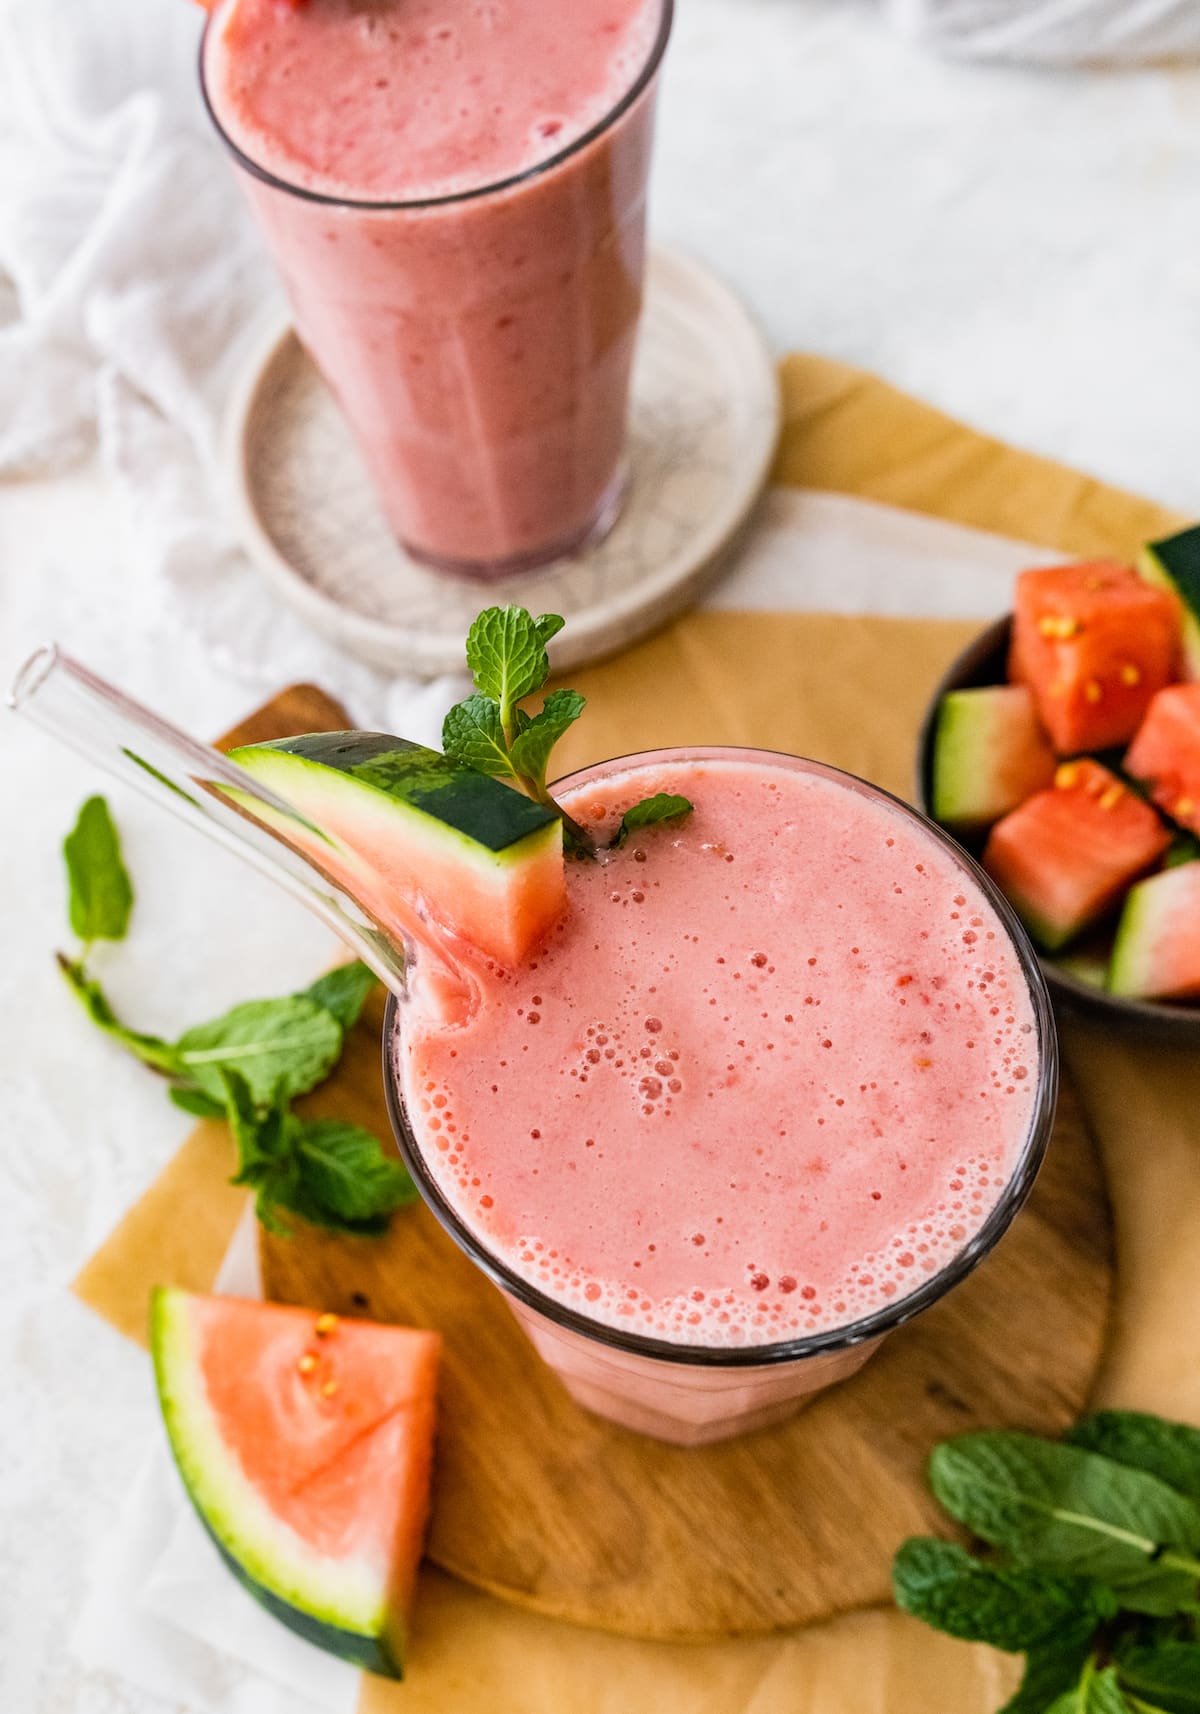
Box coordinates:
[225,247,780,677]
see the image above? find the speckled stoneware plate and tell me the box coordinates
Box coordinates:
[224,246,780,677]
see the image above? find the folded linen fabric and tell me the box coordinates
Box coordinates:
[0,0,451,716]
[886,0,1200,62]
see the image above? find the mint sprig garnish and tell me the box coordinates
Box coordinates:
[893,1412,1200,1712]
[56,796,411,1236]
[443,605,694,853]
[614,793,694,847]
[223,1071,415,1237]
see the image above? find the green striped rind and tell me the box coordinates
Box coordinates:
[1108,866,1200,998]
[1053,950,1109,991]
[231,733,558,859]
[1110,876,1155,996]
[149,1288,403,1679]
[932,686,1047,831]
[1140,530,1200,679]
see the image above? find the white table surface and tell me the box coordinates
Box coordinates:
[3,2,1200,1709]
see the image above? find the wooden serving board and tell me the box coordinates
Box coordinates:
[238,686,1114,1643]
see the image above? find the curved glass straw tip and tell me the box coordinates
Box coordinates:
[8,643,469,1010]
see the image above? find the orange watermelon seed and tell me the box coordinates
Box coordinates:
[314,1313,339,1338]
[321,1379,339,1398]
[1098,785,1125,811]
[1120,663,1142,687]
[1084,577,1105,590]
[1055,764,1079,790]
[913,1056,933,1069]
[297,1353,318,1375]
[1037,615,1082,639]
[1084,679,1103,704]
[1178,798,1195,817]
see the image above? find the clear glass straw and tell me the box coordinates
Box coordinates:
[8,644,471,1007]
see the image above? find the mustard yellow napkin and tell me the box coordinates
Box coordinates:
[75,354,1193,1714]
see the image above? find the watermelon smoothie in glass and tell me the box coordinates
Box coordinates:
[201,0,670,577]
[384,749,1057,1445]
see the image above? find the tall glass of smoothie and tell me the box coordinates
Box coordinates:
[384,748,1057,1445]
[201,0,671,578]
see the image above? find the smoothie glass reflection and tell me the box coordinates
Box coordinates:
[201,0,672,578]
[378,743,1056,1439]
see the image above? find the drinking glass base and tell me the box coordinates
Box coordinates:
[400,463,630,583]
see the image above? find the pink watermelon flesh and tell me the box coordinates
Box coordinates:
[1125,683,1200,837]
[227,736,565,974]
[982,758,1169,950]
[152,1288,440,1677]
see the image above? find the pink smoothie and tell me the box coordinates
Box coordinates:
[395,754,1041,1350]
[203,0,667,572]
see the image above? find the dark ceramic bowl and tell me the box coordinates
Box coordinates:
[915,616,1200,1042]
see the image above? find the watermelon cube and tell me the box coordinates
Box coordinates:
[932,685,1057,832]
[1125,684,1200,838]
[1139,526,1200,681]
[1009,561,1180,754]
[982,758,1169,951]
[1110,863,1200,1000]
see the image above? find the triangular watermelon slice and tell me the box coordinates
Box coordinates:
[151,1288,440,1679]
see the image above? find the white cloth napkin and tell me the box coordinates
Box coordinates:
[0,0,467,724]
[886,0,1200,63]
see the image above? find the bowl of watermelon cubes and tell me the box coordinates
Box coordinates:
[916,526,1200,1037]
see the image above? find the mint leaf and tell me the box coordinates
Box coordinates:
[294,1119,416,1223]
[63,796,134,946]
[929,1433,1200,1614]
[220,1071,306,1237]
[57,955,183,1077]
[892,1537,1110,1650]
[168,1086,225,1120]
[614,793,694,847]
[301,962,378,1033]
[1117,1641,1200,1713]
[534,613,565,648]
[509,688,586,789]
[176,996,342,1106]
[219,1073,412,1237]
[464,606,554,727]
[1002,1629,1102,1714]
[442,695,518,779]
[1045,1663,1133,1714]
[1068,1415,1200,1506]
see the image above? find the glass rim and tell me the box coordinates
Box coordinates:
[199,0,674,213]
[382,745,1060,1371]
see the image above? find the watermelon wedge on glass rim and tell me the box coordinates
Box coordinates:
[151,1289,441,1679]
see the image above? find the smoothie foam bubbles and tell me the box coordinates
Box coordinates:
[206,0,663,204]
[395,754,1041,1351]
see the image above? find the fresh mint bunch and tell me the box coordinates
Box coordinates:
[56,796,411,1236]
[442,605,694,854]
[893,1413,1200,1713]
[223,1071,415,1238]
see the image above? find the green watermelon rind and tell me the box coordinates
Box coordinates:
[931,685,1053,831]
[229,734,560,865]
[150,1287,405,1679]
[1108,866,1200,1000]
[1139,532,1200,680]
